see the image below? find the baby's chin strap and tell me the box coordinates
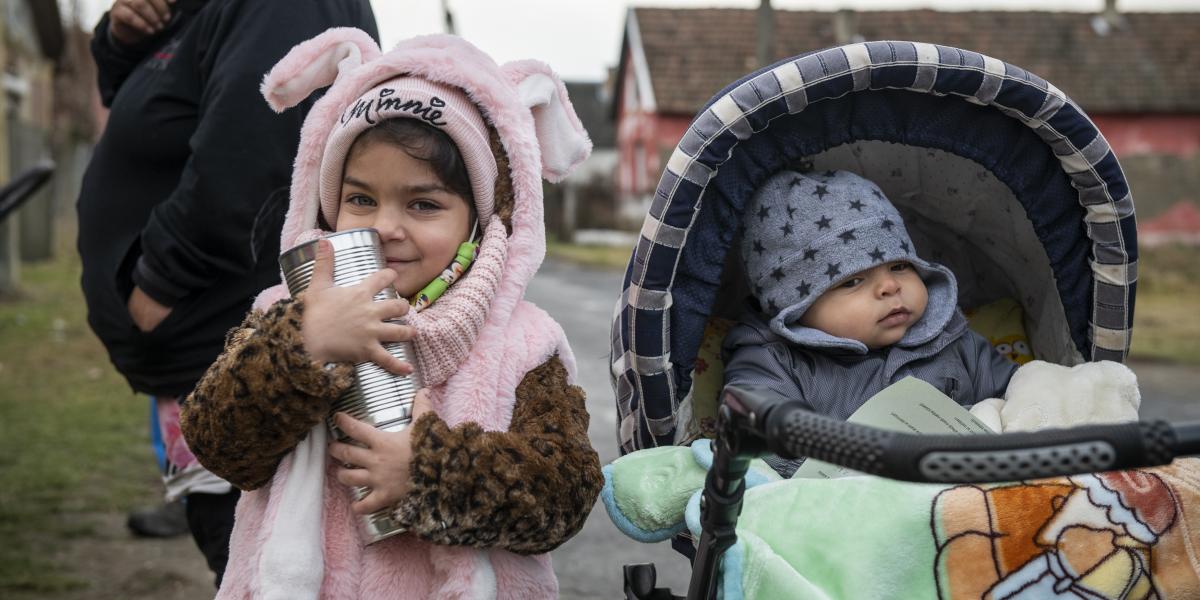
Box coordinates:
[409,217,480,313]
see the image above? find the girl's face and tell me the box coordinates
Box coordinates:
[337,140,472,298]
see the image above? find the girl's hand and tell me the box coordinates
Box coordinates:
[329,389,435,514]
[301,239,414,375]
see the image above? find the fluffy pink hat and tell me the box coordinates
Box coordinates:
[318,77,497,230]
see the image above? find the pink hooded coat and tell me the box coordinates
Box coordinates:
[215,30,592,599]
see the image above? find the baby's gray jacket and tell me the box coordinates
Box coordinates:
[722,309,1018,422]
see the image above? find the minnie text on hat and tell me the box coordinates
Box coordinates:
[340,88,449,128]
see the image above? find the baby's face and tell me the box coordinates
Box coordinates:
[799,261,928,349]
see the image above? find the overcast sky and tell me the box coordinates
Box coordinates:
[70,0,1198,81]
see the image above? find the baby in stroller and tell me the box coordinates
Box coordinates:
[726,168,1015,476]
[604,40,1200,600]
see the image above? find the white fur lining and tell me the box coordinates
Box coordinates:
[258,424,326,599]
[468,550,497,599]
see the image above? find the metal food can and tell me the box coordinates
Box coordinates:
[278,227,421,544]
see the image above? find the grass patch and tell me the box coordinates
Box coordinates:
[545,238,633,270]
[0,246,160,594]
[1130,244,1200,364]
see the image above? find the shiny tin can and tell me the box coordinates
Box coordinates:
[279,227,420,544]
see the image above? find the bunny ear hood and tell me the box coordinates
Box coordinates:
[260,27,382,113]
[502,59,594,183]
[261,30,592,294]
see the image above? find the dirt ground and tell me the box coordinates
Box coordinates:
[15,512,214,600]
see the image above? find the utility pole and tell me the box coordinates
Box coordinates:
[834,9,858,45]
[756,0,774,68]
[0,17,16,294]
[441,0,456,35]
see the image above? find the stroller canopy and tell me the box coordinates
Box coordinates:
[611,41,1138,452]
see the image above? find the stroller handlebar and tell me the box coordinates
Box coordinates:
[725,385,1200,483]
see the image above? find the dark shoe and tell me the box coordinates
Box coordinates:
[126,500,189,538]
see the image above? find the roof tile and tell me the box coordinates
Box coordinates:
[630,8,1200,114]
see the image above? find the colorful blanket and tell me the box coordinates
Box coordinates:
[603,440,1200,600]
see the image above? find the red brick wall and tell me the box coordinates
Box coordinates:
[1090,114,1200,218]
[1092,114,1200,157]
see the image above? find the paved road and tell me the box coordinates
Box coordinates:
[1129,360,1200,422]
[526,259,691,599]
[527,256,1200,600]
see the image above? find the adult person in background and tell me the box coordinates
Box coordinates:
[77,0,378,587]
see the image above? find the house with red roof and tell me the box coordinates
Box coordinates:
[611,4,1200,229]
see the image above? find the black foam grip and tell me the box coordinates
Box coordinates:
[765,405,1180,483]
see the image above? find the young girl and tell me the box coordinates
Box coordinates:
[179,29,602,599]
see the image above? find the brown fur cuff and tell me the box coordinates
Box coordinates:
[181,298,354,490]
[393,355,602,555]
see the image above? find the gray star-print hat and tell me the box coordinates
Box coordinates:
[741,170,959,353]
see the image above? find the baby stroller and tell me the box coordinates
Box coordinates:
[607,41,1200,599]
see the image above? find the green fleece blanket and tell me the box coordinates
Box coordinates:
[602,442,1200,599]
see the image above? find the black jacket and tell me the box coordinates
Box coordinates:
[77,0,378,395]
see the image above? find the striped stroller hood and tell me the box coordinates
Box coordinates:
[611,41,1137,452]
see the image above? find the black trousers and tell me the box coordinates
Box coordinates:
[185,489,241,588]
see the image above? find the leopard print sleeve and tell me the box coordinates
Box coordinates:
[393,355,602,555]
[180,298,354,491]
